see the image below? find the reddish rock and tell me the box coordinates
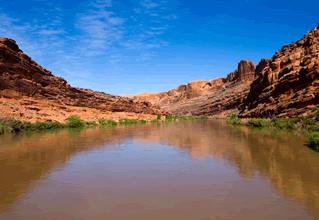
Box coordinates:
[0,37,163,119]
[241,25,319,118]
[134,60,256,116]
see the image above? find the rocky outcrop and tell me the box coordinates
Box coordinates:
[134,60,256,116]
[0,37,162,121]
[241,25,319,118]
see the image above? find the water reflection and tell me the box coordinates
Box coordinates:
[0,121,318,219]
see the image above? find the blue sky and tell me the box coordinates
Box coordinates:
[0,0,318,95]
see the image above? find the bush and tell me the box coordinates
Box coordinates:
[307,131,319,152]
[119,119,147,125]
[156,115,161,120]
[86,121,98,127]
[98,118,118,127]
[0,123,5,135]
[165,115,174,122]
[248,118,271,127]
[226,113,241,125]
[315,110,319,121]
[308,124,319,132]
[271,118,296,129]
[66,115,85,128]
[30,121,65,131]
[0,118,30,133]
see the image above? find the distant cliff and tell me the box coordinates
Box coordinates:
[0,38,162,121]
[134,60,256,117]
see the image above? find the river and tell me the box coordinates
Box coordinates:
[0,120,318,220]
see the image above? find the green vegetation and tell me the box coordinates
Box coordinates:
[66,115,85,128]
[0,118,65,134]
[247,118,271,127]
[119,118,147,125]
[0,114,208,136]
[86,121,98,127]
[307,132,319,152]
[226,113,241,125]
[227,110,319,153]
[271,118,297,129]
[165,115,207,122]
[0,123,5,135]
[29,121,65,130]
[98,118,118,127]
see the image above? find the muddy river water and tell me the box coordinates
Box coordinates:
[0,120,318,220]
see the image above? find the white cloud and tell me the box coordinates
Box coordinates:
[75,0,124,55]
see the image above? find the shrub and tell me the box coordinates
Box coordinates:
[315,109,319,121]
[271,118,296,129]
[98,118,118,127]
[0,123,5,135]
[66,115,85,128]
[248,118,271,127]
[156,115,161,120]
[165,115,174,122]
[308,124,319,132]
[86,121,97,127]
[119,119,147,125]
[307,131,319,152]
[0,118,30,133]
[30,121,65,131]
[226,113,241,125]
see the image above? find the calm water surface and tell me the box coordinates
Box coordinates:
[0,120,319,220]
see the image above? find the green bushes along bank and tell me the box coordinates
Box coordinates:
[0,114,208,136]
[226,112,319,152]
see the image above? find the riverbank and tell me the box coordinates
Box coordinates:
[0,115,207,136]
[226,113,319,152]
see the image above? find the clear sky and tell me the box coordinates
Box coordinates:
[0,0,318,95]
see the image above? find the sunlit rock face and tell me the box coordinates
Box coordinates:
[241,25,319,118]
[134,60,256,117]
[0,37,163,121]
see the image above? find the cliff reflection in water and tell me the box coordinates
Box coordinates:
[0,120,319,219]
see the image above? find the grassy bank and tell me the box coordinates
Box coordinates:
[0,114,208,136]
[226,112,319,152]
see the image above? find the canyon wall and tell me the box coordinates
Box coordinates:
[241,25,319,118]
[0,38,162,121]
[134,60,256,117]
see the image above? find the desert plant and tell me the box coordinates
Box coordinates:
[66,115,85,128]
[98,118,118,127]
[30,121,65,130]
[119,118,147,125]
[307,131,319,152]
[86,121,98,127]
[0,123,5,135]
[165,115,174,122]
[248,118,271,127]
[226,113,241,125]
[271,118,296,129]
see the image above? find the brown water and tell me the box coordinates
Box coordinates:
[0,120,319,220]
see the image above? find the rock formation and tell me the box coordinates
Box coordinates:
[0,37,162,121]
[241,25,319,118]
[134,60,256,117]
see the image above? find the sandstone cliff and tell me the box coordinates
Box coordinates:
[0,38,162,121]
[134,60,256,117]
[241,25,319,118]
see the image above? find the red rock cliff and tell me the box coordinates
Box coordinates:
[0,37,162,121]
[241,25,319,117]
[134,60,256,116]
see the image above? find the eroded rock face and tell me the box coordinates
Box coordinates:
[134,60,256,116]
[0,37,162,120]
[241,25,319,118]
